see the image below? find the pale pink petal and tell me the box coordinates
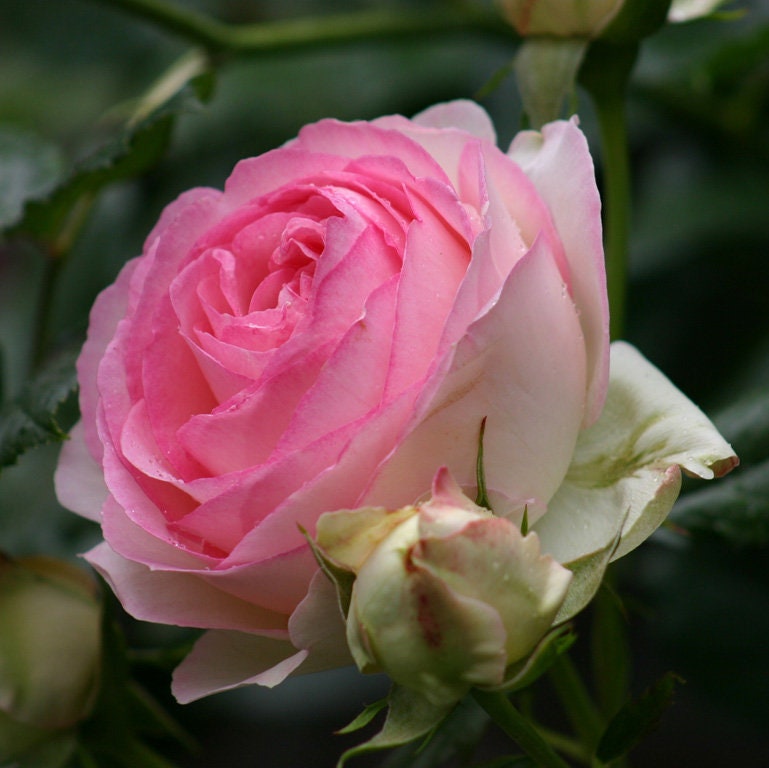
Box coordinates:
[77,259,139,461]
[410,100,497,144]
[294,119,453,189]
[509,118,609,425]
[200,546,318,616]
[224,390,417,564]
[86,542,289,632]
[287,570,353,674]
[54,421,108,521]
[383,181,472,398]
[172,631,306,704]
[366,235,587,522]
[222,148,348,207]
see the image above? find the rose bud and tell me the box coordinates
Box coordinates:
[498,0,625,37]
[315,469,572,706]
[0,555,101,734]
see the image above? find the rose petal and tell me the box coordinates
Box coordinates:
[86,542,288,632]
[534,341,739,564]
[411,100,497,143]
[509,118,609,425]
[366,234,587,521]
[171,571,351,704]
[172,631,306,704]
[54,421,108,521]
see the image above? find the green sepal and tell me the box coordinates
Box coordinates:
[475,416,491,510]
[551,520,623,626]
[520,506,529,536]
[514,38,587,129]
[596,672,683,763]
[489,624,576,694]
[337,686,452,768]
[335,697,388,735]
[299,525,356,619]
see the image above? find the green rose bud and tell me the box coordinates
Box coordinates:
[498,0,625,37]
[316,469,572,707]
[0,555,101,733]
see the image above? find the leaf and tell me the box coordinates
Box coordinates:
[595,672,683,763]
[8,51,214,251]
[10,115,173,250]
[0,346,78,471]
[712,389,769,468]
[670,459,769,547]
[0,128,65,231]
[337,686,452,767]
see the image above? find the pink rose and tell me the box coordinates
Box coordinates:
[55,100,609,702]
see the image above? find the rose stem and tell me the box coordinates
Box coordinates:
[472,689,573,768]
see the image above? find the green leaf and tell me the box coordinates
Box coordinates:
[0,128,65,231]
[596,672,683,763]
[337,686,452,767]
[8,52,214,252]
[0,346,78,471]
[712,389,769,467]
[670,459,769,547]
[10,115,173,250]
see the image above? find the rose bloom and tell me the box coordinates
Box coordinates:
[56,99,611,702]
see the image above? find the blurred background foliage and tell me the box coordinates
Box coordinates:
[1,1,768,766]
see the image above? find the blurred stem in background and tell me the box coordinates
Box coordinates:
[93,0,512,57]
[580,42,639,341]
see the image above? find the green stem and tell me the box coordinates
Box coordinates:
[548,655,604,753]
[473,690,572,768]
[578,42,638,341]
[593,91,630,340]
[94,0,511,56]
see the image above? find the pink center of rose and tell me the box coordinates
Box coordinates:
[125,164,476,558]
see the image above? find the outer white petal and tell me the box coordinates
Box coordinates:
[535,342,738,565]
[669,0,728,22]
[54,421,108,522]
